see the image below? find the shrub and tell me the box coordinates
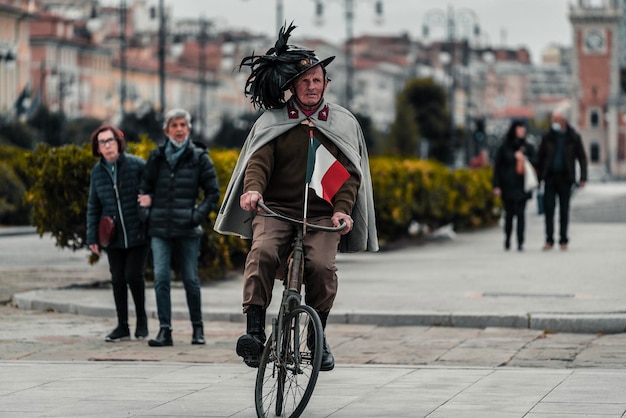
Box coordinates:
[0,145,35,225]
[0,120,39,150]
[370,156,499,244]
[0,162,28,225]
[23,139,249,281]
[21,140,500,280]
[24,143,94,250]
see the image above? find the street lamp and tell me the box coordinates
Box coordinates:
[314,0,384,110]
[422,4,480,165]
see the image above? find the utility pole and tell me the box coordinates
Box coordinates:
[423,4,480,165]
[158,0,166,122]
[276,0,284,35]
[198,17,208,141]
[345,0,354,110]
[119,0,127,121]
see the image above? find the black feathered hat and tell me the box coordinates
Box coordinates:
[239,22,335,110]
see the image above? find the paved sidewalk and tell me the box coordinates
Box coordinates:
[8,183,626,334]
[1,182,626,417]
[2,361,626,417]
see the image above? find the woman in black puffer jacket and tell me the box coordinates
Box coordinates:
[492,120,537,251]
[86,125,150,342]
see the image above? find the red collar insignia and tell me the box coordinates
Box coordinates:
[317,105,329,121]
[287,103,299,119]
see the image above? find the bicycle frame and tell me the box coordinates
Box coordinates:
[255,201,345,418]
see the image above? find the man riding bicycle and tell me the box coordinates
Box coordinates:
[215,23,378,371]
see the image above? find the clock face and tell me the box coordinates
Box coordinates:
[584,29,606,53]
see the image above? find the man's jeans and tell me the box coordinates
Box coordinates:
[151,236,202,328]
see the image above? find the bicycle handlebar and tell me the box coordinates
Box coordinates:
[257,201,347,233]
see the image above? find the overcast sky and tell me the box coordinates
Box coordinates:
[159,0,572,64]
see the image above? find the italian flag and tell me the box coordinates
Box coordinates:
[305,133,350,205]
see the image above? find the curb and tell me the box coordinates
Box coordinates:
[0,226,37,237]
[13,291,626,334]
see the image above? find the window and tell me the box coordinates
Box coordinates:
[590,142,600,163]
[590,110,600,127]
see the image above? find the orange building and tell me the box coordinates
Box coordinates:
[0,0,33,117]
[29,11,114,121]
[570,0,626,179]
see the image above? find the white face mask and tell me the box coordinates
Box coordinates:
[551,122,561,132]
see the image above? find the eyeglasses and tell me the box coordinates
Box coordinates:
[98,138,115,147]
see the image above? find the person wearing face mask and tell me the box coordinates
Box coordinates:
[215,23,378,371]
[537,110,587,251]
[138,109,220,347]
[493,120,537,251]
[87,125,150,342]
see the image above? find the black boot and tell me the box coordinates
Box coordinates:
[236,305,266,368]
[135,315,148,340]
[317,311,335,372]
[192,323,205,345]
[148,327,173,347]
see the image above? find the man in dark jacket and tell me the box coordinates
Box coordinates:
[138,108,220,347]
[537,110,588,250]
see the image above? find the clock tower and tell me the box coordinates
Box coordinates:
[570,0,625,178]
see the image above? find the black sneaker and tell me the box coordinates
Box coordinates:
[105,324,130,342]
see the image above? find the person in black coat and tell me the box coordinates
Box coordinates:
[537,110,587,250]
[138,109,220,347]
[493,120,537,251]
[87,125,150,342]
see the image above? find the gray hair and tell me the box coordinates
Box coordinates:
[163,108,192,130]
[552,103,571,121]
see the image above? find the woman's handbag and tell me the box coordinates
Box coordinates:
[523,160,538,192]
[98,216,116,247]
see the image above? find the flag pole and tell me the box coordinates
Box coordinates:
[303,129,314,237]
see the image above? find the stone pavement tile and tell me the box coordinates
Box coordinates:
[530,403,626,416]
[542,369,626,403]
[507,332,598,368]
[430,369,573,417]
[308,366,430,417]
[573,333,626,367]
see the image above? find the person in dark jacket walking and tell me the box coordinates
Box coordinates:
[493,120,537,251]
[87,125,150,342]
[138,108,220,347]
[537,110,587,250]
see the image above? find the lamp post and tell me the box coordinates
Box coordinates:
[422,5,480,165]
[119,0,127,122]
[314,0,384,110]
[198,17,209,141]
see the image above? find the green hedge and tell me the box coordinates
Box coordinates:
[0,145,34,225]
[370,157,500,244]
[4,142,501,281]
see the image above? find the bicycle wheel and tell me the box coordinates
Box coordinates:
[255,305,323,418]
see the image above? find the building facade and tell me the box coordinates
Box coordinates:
[570,0,626,179]
[0,0,32,117]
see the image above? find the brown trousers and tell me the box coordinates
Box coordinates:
[243,214,341,314]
